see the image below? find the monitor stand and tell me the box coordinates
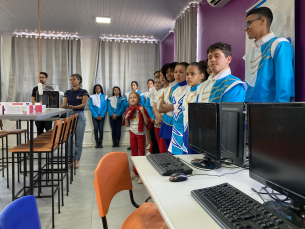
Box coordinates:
[264,200,305,228]
[190,156,221,169]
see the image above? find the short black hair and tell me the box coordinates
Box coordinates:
[112,86,122,97]
[169,62,177,71]
[93,84,104,94]
[161,64,170,82]
[189,60,209,82]
[207,42,232,58]
[131,81,138,87]
[40,72,48,78]
[247,7,273,28]
[147,79,154,84]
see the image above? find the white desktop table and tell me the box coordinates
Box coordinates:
[0,108,67,199]
[131,154,267,229]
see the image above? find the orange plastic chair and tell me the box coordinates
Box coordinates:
[94,152,169,229]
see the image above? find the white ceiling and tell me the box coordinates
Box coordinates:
[0,0,196,40]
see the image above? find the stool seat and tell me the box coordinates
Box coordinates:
[0,129,27,134]
[27,137,52,144]
[0,133,9,138]
[9,143,58,153]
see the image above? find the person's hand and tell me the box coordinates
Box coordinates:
[96,116,102,120]
[126,110,132,119]
[139,106,144,114]
[151,118,155,123]
[113,114,118,119]
[62,105,73,109]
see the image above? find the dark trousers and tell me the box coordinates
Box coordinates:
[149,126,160,154]
[109,115,122,141]
[35,121,52,136]
[92,117,105,142]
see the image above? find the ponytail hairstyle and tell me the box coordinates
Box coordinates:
[176,62,189,70]
[189,60,209,82]
[70,74,83,86]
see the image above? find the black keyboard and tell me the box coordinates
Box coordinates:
[191,183,299,229]
[146,153,193,176]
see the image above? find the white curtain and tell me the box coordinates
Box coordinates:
[8,36,81,102]
[175,3,197,63]
[93,39,160,97]
[0,35,12,101]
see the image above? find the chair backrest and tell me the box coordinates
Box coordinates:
[50,119,64,145]
[0,195,41,229]
[94,152,133,217]
[62,117,72,142]
[0,120,3,129]
[73,113,79,133]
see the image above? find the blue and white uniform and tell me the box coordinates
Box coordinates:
[89,93,108,119]
[145,87,158,120]
[168,81,190,155]
[244,32,295,102]
[183,76,214,154]
[159,81,179,149]
[209,68,247,102]
[123,90,145,108]
[107,96,124,117]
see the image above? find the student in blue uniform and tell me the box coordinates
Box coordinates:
[108,86,124,147]
[123,81,145,108]
[182,61,210,154]
[159,62,178,149]
[61,74,89,168]
[89,84,107,148]
[167,62,190,155]
[244,7,294,102]
[207,42,247,102]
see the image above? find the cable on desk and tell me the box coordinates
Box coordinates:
[189,168,247,178]
[176,157,213,171]
[251,187,290,203]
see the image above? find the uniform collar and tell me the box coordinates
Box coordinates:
[213,68,231,82]
[190,84,200,92]
[170,81,178,88]
[255,32,274,47]
[178,80,187,86]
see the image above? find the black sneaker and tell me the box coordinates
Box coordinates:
[127,146,131,150]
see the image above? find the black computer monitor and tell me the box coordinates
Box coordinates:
[248,103,305,227]
[219,103,246,166]
[188,103,221,169]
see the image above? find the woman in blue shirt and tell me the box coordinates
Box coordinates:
[89,84,108,148]
[108,86,124,147]
[61,74,89,168]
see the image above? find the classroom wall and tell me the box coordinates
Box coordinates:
[197,0,259,82]
[160,32,175,67]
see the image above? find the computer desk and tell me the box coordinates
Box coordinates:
[131,154,269,229]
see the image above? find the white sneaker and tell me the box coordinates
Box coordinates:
[146,152,151,156]
[146,143,151,150]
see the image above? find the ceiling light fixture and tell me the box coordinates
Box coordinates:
[96,17,111,23]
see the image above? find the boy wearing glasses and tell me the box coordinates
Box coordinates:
[31,72,54,135]
[244,7,294,102]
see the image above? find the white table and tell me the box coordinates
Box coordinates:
[0,108,68,198]
[131,154,268,229]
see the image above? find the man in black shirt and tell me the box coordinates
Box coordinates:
[31,72,53,135]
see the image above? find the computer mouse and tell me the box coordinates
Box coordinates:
[169,172,188,182]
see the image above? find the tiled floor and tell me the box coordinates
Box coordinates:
[0,145,150,229]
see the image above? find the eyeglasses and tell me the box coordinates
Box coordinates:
[244,18,261,29]
[39,77,46,79]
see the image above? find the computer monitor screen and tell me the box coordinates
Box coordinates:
[248,103,305,206]
[189,103,221,161]
[219,103,245,166]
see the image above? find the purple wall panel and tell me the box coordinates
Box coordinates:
[295,0,305,101]
[198,0,259,81]
[160,32,175,67]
